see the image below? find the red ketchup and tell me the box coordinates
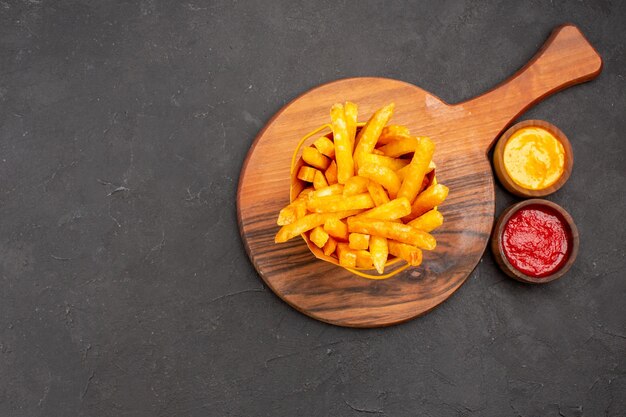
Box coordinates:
[502,205,571,278]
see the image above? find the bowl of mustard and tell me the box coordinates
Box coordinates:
[493,120,573,198]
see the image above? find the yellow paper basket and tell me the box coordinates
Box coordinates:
[290,123,436,280]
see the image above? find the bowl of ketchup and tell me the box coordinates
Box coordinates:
[491,199,579,284]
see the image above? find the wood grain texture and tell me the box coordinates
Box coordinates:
[493,120,574,197]
[237,24,601,327]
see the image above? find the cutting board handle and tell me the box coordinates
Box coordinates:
[459,24,602,151]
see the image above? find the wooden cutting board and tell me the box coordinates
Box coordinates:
[237,25,601,327]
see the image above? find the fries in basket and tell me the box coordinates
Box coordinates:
[274,102,448,278]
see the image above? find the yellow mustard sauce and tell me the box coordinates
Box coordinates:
[503,127,565,190]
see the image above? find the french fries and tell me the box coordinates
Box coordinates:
[337,243,357,268]
[357,197,411,220]
[298,188,314,198]
[276,204,297,226]
[307,193,374,213]
[275,102,448,276]
[323,236,337,256]
[309,184,343,199]
[388,240,422,266]
[345,101,358,148]
[396,160,435,182]
[314,136,335,158]
[277,189,310,226]
[408,209,444,232]
[353,103,394,168]
[358,164,401,198]
[405,184,449,222]
[313,170,329,190]
[331,104,354,184]
[310,226,329,248]
[378,125,411,145]
[369,236,388,274]
[397,137,435,203]
[347,217,436,250]
[275,210,361,243]
[343,176,370,196]
[379,136,419,157]
[277,198,307,226]
[303,146,331,170]
[359,153,409,171]
[367,181,390,207]
[324,218,349,241]
[355,250,373,268]
[349,233,370,250]
[297,166,318,183]
[324,161,338,185]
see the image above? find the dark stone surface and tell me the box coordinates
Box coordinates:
[1,0,624,416]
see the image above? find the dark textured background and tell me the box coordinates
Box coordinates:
[1,1,624,416]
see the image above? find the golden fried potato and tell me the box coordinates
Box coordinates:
[275,210,362,243]
[405,184,449,221]
[344,101,358,148]
[349,233,370,250]
[397,137,435,203]
[324,218,349,241]
[331,103,354,184]
[297,166,318,183]
[407,209,444,232]
[357,197,411,220]
[278,190,308,226]
[367,181,390,207]
[337,243,357,268]
[302,146,331,170]
[396,160,435,182]
[277,204,297,226]
[307,193,374,213]
[313,170,329,190]
[276,102,448,276]
[309,184,344,199]
[355,250,374,268]
[347,217,436,250]
[309,226,329,248]
[298,187,314,198]
[379,136,419,157]
[323,236,338,256]
[369,235,389,274]
[324,160,338,185]
[358,164,401,198]
[314,136,335,158]
[277,198,308,226]
[353,103,395,168]
[359,153,409,171]
[343,176,370,196]
[378,125,411,145]
[388,240,422,266]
